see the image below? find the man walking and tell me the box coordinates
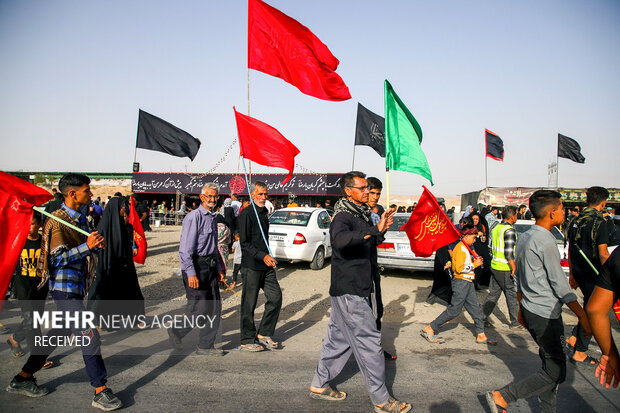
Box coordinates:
[6,173,121,411]
[482,205,521,328]
[310,171,411,412]
[485,206,500,232]
[565,186,610,365]
[238,181,281,351]
[168,183,225,355]
[485,190,592,413]
[366,176,395,360]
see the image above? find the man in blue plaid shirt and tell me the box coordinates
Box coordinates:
[6,174,122,411]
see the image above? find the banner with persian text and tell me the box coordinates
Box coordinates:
[132,173,343,196]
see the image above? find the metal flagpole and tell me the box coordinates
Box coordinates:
[386,167,390,208]
[247,67,252,185]
[556,155,560,189]
[351,146,356,170]
[485,154,488,190]
[241,156,273,257]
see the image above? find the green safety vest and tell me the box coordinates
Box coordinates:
[491,223,515,271]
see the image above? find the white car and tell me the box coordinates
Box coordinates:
[377,213,435,273]
[513,220,569,274]
[268,207,332,270]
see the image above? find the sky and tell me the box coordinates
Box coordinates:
[1,0,619,196]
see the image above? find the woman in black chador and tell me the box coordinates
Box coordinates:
[88,197,145,324]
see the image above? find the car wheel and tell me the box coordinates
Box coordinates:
[310,246,325,270]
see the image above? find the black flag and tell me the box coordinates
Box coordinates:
[558,133,585,163]
[485,129,504,161]
[136,109,201,161]
[354,103,385,158]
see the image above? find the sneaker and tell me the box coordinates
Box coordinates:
[6,377,49,397]
[167,328,183,350]
[195,347,226,356]
[92,388,122,411]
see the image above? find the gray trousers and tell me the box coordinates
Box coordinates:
[482,268,519,326]
[312,295,390,405]
[430,278,485,335]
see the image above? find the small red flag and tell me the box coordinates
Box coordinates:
[234,107,301,184]
[248,0,351,101]
[400,186,461,258]
[0,172,53,308]
[129,196,147,264]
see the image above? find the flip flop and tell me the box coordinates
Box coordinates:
[257,336,280,350]
[310,384,347,401]
[42,360,56,369]
[420,330,445,344]
[238,343,265,352]
[6,338,24,357]
[484,391,507,413]
[569,355,598,366]
[476,339,498,346]
[383,350,397,360]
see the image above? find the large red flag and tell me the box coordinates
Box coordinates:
[129,196,147,264]
[248,0,351,101]
[400,186,460,258]
[234,108,301,184]
[0,172,53,308]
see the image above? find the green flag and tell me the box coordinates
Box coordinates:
[384,79,433,184]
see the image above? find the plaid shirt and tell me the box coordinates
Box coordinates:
[48,203,92,295]
[503,222,517,262]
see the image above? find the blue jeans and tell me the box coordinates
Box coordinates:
[48,291,108,387]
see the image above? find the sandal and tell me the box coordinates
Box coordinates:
[509,324,525,330]
[476,339,498,346]
[42,360,56,369]
[374,396,412,413]
[257,336,280,350]
[6,338,24,357]
[420,331,445,344]
[310,384,346,401]
[238,343,265,352]
[569,355,598,366]
[484,391,507,413]
[384,350,397,360]
[484,320,495,328]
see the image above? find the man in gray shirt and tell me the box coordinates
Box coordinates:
[485,190,592,413]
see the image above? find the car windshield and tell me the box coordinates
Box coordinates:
[514,224,564,242]
[269,210,312,226]
[387,215,410,231]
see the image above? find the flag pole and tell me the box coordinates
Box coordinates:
[351,146,356,170]
[247,67,253,185]
[32,206,90,237]
[485,153,488,190]
[386,167,390,208]
[240,156,274,257]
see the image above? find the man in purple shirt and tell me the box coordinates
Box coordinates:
[167,183,225,355]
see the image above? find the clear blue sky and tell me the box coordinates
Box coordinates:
[1,0,618,196]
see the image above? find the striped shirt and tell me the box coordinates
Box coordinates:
[48,203,92,295]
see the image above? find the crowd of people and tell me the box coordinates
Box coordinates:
[2,172,619,412]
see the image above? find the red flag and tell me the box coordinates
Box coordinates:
[248,0,351,101]
[129,196,147,264]
[0,172,53,308]
[400,186,460,257]
[234,107,301,184]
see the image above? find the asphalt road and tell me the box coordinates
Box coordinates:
[1,230,619,412]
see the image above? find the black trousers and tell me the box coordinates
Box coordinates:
[499,308,567,413]
[172,256,221,349]
[571,280,595,352]
[240,267,282,345]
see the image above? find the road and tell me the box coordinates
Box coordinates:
[1,226,619,412]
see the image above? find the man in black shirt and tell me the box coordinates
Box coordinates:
[586,247,620,389]
[238,181,281,352]
[566,186,610,364]
[310,172,411,412]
